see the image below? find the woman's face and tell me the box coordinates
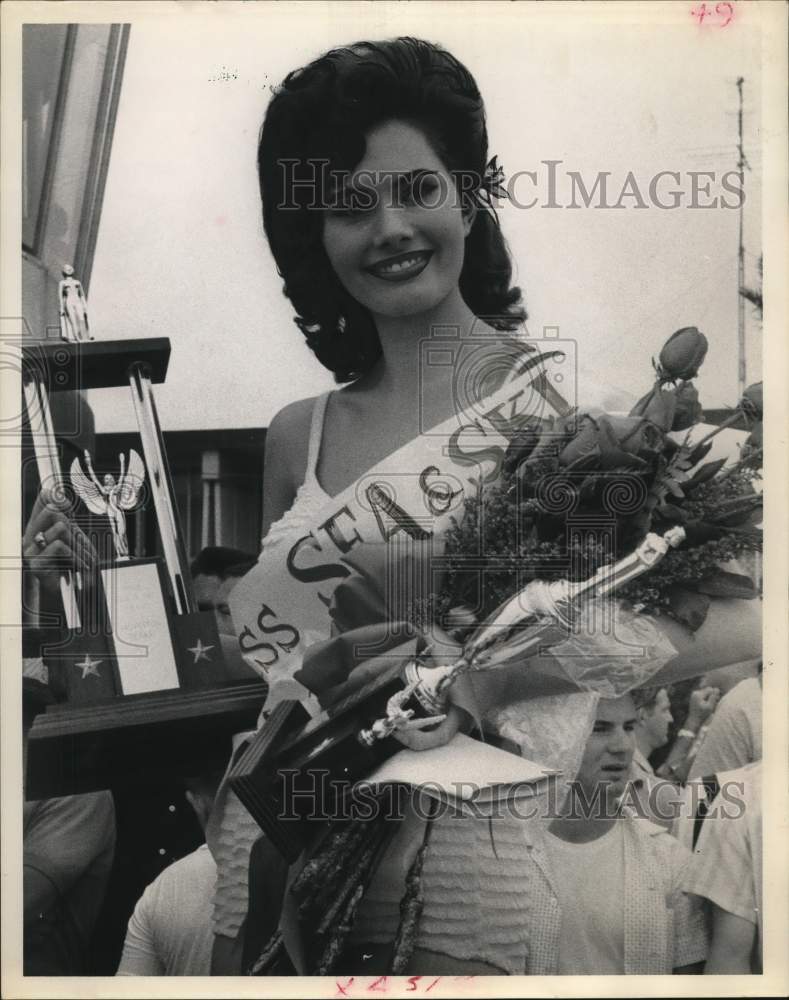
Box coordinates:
[321,119,472,319]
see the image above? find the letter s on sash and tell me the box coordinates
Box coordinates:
[237,604,300,666]
[286,532,352,585]
[447,421,503,485]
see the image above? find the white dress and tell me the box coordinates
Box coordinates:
[209,391,337,940]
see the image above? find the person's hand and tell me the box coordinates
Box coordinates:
[22,489,96,595]
[391,702,463,751]
[686,685,721,730]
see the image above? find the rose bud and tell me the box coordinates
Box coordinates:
[741,381,763,420]
[671,381,702,431]
[657,326,708,382]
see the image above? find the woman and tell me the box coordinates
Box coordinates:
[211,36,533,968]
[257,37,524,544]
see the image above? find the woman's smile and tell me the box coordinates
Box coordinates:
[364,250,433,281]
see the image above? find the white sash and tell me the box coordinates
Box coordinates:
[229,369,558,707]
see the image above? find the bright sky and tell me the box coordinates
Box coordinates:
[88,2,763,432]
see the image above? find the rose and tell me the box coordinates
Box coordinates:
[630,385,677,432]
[741,381,763,420]
[656,326,708,382]
[558,413,664,470]
[671,381,702,431]
[744,421,762,453]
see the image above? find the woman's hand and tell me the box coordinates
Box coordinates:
[22,489,97,596]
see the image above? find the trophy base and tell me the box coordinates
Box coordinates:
[229,658,409,861]
[25,680,267,800]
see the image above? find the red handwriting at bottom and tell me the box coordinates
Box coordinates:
[334,976,476,997]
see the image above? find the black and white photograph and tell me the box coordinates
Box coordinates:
[2,1,787,996]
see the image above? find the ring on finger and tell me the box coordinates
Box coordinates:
[34,530,47,550]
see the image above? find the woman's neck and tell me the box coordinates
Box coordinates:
[366,286,481,397]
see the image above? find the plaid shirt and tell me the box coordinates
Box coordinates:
[418,809,708,975]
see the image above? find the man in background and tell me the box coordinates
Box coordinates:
[23,678,116,975]
[190,546,257,637]
[689,673,762,781]
[629,685,719,826]
[683,761,762,973]
[116,768,225,976]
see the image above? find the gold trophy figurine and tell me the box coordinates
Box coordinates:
[58,264,92,342]
[70,449,145,561]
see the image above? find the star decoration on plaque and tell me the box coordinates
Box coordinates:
[75,654,103,679]
[187,639,214,664]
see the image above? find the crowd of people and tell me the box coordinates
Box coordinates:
[22,544,765,976]
[21,35,765,979]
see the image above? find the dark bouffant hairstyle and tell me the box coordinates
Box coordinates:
[258,37,526,383]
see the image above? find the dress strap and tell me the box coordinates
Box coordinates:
[304,391,331,482]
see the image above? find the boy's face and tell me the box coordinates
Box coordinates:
[640,688,673,749]
[574,694,637,801]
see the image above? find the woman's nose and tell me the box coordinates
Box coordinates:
[372,203,415,246]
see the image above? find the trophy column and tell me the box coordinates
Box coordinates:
[128,364,193,615]
[22,366,81,630]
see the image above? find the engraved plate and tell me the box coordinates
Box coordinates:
[101,562,180,694]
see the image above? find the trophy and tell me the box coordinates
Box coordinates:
[70,449,145,561]
[58,265,92,342]
[23,265,267,798]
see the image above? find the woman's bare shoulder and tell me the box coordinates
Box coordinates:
[262,396,321,535]
[268,395,318,438]
[266,396,319,471]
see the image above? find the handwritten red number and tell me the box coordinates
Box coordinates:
[716,2,734,26]
[336,978,355,997]
[406,978,421,992]
[368,977,388,992]
[691,2,708,23]
[425,979,442,992]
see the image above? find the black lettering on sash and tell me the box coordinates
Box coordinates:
[256,602,300,654]
[318,505,363,555]
[418,465,463,516]
[286,532,352,585]
[481,387,533,440]
[237,605,301,668]
[237,624,279,666]
[365,483,432,541]
[446,421,503,486]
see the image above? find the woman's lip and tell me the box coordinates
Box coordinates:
[365,250,432,281]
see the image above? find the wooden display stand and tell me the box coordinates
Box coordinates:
[23,336,266,799]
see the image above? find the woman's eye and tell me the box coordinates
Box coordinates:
[326,187,377,218]
[405,172,441,206]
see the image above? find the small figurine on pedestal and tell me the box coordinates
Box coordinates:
[70,450,145,561]
[58,265,92,342]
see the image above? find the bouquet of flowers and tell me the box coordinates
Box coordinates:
[415,327,762,643]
